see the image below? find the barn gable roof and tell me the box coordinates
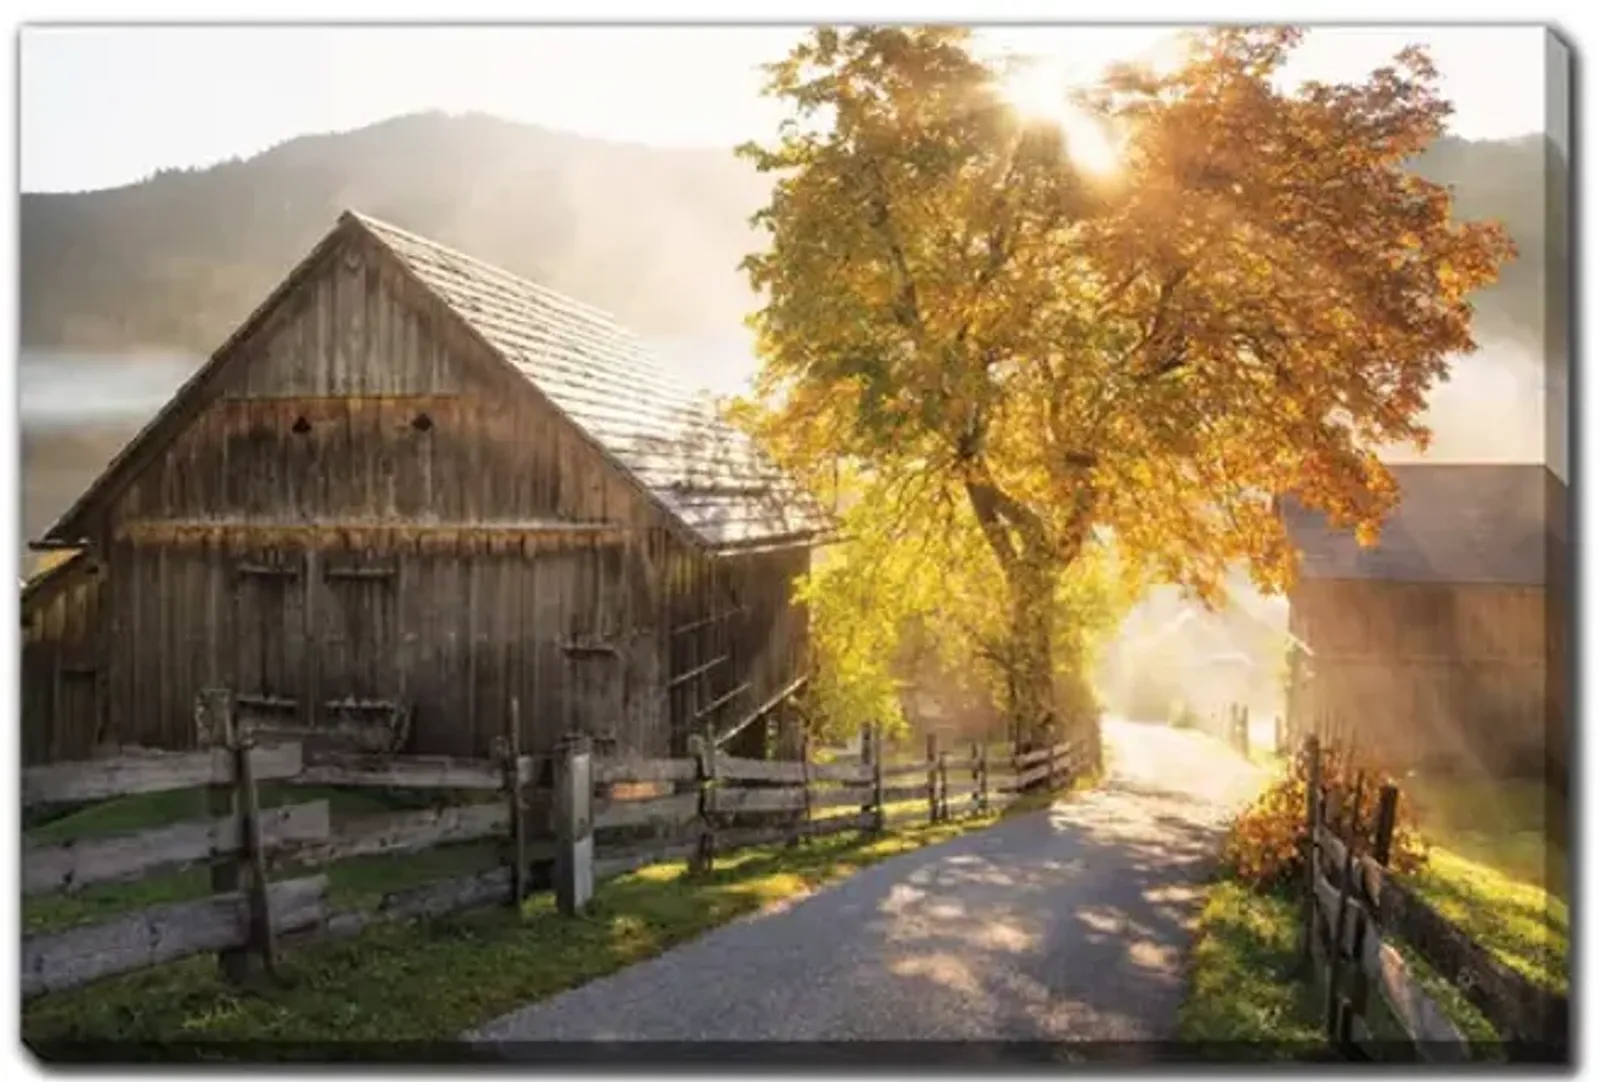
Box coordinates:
[346,213,828,551]
[1281,463,1564,587]
[39,211,831,553]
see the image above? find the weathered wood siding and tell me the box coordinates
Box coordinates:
[68,229,809,763]
[109,234,660,528]
[21,554,107,765]
[1289,579,1550,774]
[663,544,810,758]
[100,532,670,758]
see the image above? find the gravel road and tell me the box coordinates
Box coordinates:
[465,719,1267,1060]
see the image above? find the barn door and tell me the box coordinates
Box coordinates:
[312,549,404,746]
[232,547,308,728]
[565,540,626,754]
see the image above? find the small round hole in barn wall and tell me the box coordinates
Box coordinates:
[291,416,312,435]
[411,413,434,433]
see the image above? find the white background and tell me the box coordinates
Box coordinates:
[2,4,1590,1079]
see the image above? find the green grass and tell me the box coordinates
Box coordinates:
[1176,875,1329,1060]
[23,778,1098,1053]
[1406,848,1569,996]
[1403,778,1567,898]
[1397,776,1569,997]
[1176,873,1505,1063]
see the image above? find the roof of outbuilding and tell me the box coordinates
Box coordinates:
[347,212,830,550]
[1280,463,1565,587]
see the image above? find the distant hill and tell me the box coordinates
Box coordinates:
[1412,132,1565,348]
[20,113,1559,357]
[21,112,774,353]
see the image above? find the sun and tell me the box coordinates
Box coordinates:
[998,59,1122,177]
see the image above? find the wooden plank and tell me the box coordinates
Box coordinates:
[1324,823,1566,1048]
[23,743,303,807]
[1014,745,1055,769]
[1364,935,1471,1059]
[301,803,510,865]
[943,781,980,801]
[24,801,331,897]
[709,786,807,815]
[808,761,871,784]
[808,785,876,811]
[594,792,702,832]
[878,784,927,803]
[294,752,506,791]
[879,760,931,781]
[1014,762,1053,790]
[592,757,699,785]
[694,681,750,721]
[21,875,327,999]
[713,755,807,784]
[595,840,700,880]
[238,717,404,755]
[1311,867,1470,1058]
[665,655,727,690]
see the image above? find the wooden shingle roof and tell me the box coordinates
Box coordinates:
[1281,463,1565,587]
[350,212,829,551]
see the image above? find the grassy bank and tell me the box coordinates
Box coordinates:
[1401,776,1569,996]
[24,781,1080,1051]
[1176,875,1328,1060]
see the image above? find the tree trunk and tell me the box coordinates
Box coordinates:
[1002,557,1057,754]
[961,474,1093,756]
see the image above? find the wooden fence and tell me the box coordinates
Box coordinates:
[21,691,1093,1001]
[1299,736,1567,1061]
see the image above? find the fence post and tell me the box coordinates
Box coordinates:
[1327,775,1368,1045]
[938,746,950,822]
[195,689,254,985]
[792,729,813,848]
[553,731,594,915]
[501,697,527,908]
[1239,705,1251,756]
[977,742,990,815]
[1274,715,1286,757]
[1372,784,1400,866]
[1299,734,1322,973]
[689,733,716,876]
[926,732,939,825]
[858,724,875,826]
[232,719,279,980]
[870,723,885,833]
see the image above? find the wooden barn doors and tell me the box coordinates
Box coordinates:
[232,548,307,727]
[311,549,404,742]
[229,544,403,746]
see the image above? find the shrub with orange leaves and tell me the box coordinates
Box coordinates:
[1221,739,1429,892]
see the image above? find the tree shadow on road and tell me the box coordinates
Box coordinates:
[780,779,1247,1058]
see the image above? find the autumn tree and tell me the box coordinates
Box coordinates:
[737,26,1512,748]
[792,466,1126,747]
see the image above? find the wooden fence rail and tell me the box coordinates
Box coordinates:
[22,690,1097,1001]
[1302,736,1468,1061]
[1298,735,1568,1060]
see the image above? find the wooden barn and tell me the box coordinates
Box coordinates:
[1280,463,1569,780]
[23,211,830,765]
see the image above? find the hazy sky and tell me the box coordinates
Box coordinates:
[21,24,1554,192]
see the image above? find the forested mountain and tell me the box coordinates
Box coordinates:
[21,112,772,352]
[20,112,1559,356]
